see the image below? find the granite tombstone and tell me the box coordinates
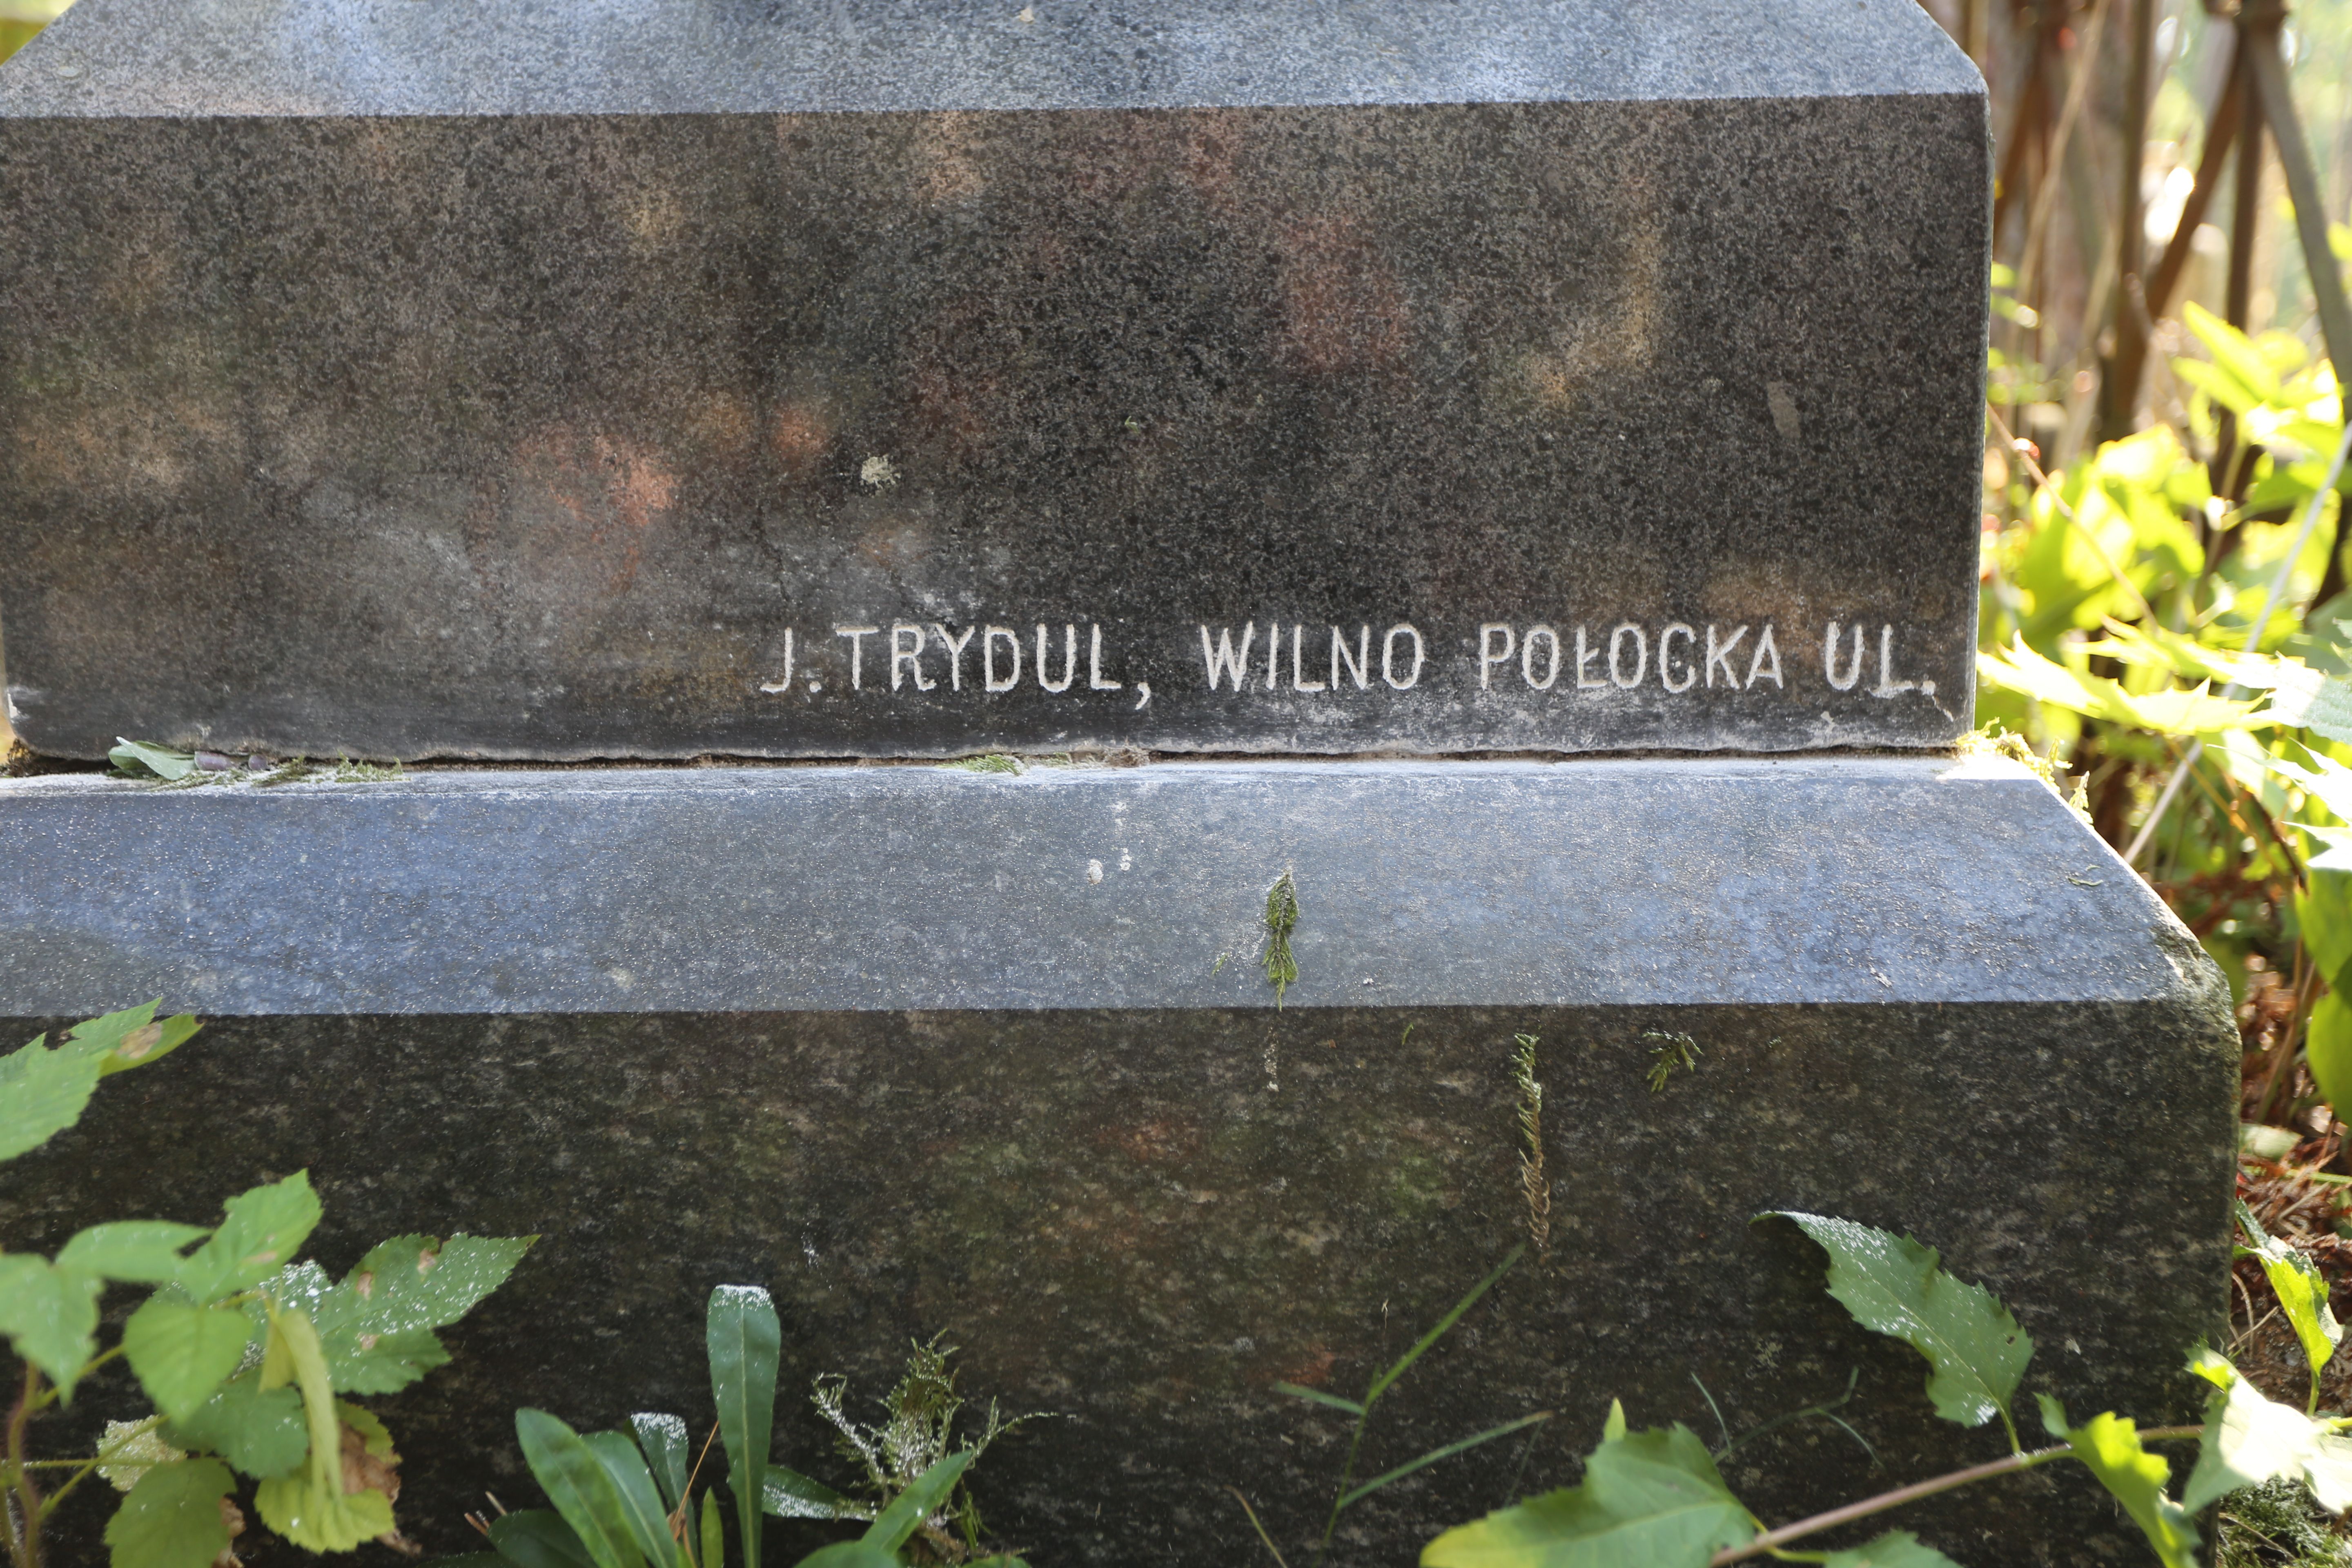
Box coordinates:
[0,2,2235,1566]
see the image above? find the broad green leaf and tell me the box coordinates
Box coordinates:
[316,1233,533,1335]
[864,1449,971,1552]
[102,1457,233,1568]
[488,1509,598,1568]
[708,1284,780,1568]
[109,739,198,781]
[585,1429,677,1568]
[123,1297,257,1422]
[2235,1203,2341,1390]
[763,1463,862,1521]
[0,1029,107,1161]
[339,1399,395,1459]
[630,1412,689,1511]
[1824,1532,1963,1568]
[792,1546,900,1568]
[2297,873,2352,990]
[2309,993,2352,1118]
[700,1490,724,1568]
[69,1004,200,1080]
[2183,302,2285,408]
[177,1172,322,1304]
[514,1410,650,1568]
[1765,1212,2033,1430]
[165,1371,307,1479]
[2037,1398,2198,1568]
[1976,641,2264,734]
[56,1222,209,1284]
[0,1254,102,1394]
[252,1300,397,1552]
[1421,1423,1755,1567]
[2181,1350,2352,1512]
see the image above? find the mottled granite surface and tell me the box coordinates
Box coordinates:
[0,2,1987,760]
[0,760,2237,1564]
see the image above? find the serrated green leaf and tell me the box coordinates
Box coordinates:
[585,1429,676,1568]
[0,1028,107,1162]
[177,1172,322,1305]
[515,1410,650,1568]
[109,739,198,780]
[708,1284,780,1568]
[102,1457,233,1568]
[252,1299,396,1552]
[864,1449,971,1553]
[1421,1423,1755,1567]
[55,1222,209,1284]
[488,1509,598,1568]
[629,1413,689,1511]
[2038,1398,2198,1568]
[165,1370,307,1480]
[2236,1202,2341,1393]
[1766,1212,2033,1431]
[1824,1532,1964,1568]
[338,1400,395,1458]
[324,1325,450,1394]
[0,1254,102,1395]
[123,1298,257,1423]
[2182,1351,2352,1512]
[763,1463,862,1521]
[70,1004,200,1080]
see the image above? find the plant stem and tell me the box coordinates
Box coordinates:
[1708,1429,2205,1564]
[6,1363,41,1568]
[1316,1408,1372,1565]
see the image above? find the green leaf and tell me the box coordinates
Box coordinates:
[2037,1399,2198,1568]
[762,1463,861,1521]
[0,1254,102,1395]
[298,1232,528,1390]
[1367,1247,1522,1405]
[322,1325,451,1394]
[165,1371,307,1480]
[863,1450,971,1553]
[630,1412,689,1511]
[2235,1202,2341,1392]
[2183,302,2285,409]
[708,1284,780,1568]
[103,1457,234,1568]
[252,1302,398,1553]
[2309,995,2352,1128]
[109,739,198,781]
[1420,1423,1754,1567]
[700,1490,724,1568]
[0,1028,107,1162]
[1823,1532,1964,1568]
[2297,873,2352,990]
[585,1429,677,1568]
[2181,1351,2352,1512]
[1337,1412,1552,1509]
[791,1546,900,1568]
[489,1509,599,1568]
[1764,1212,2033,1432]
[123,1297,258,1423]
[514,1410,650,1568]
[1272,1382,1365,1415]
[177,1172,323,1304]
[56,1222,210,1284]
[70,1004,201,1080]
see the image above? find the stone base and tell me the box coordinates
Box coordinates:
[0,759,2234,1565]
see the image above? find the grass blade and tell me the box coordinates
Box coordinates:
[1272,1383,1365,1416]
[1364,1247,1523,1405]
[1222,1485,1293,1568]
[861,1448,971,1552]
[1335,1411,1552,1510]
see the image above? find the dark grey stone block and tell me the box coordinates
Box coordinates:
[0,759,2236,1564]
[0,0,1987,762]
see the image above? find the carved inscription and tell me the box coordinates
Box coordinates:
[751,615,1941,708]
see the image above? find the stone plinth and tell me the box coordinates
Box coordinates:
[0,0,1985,761]
[0,758,2234,1565]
